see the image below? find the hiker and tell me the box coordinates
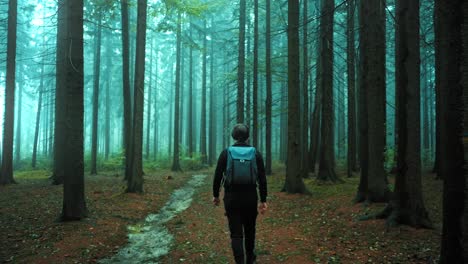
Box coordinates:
[212,124,268,264]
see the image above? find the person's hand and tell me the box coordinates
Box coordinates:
[259,202,268,214]
[213,197,220,206]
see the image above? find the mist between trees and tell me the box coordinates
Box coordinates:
[0,0,466,262]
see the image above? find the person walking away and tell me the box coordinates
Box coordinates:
[212,124,268,264]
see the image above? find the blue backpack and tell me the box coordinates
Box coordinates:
[224,146,258,186]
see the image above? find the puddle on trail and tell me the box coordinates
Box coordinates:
[100,174,207,264]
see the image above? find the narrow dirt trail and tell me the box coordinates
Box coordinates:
[100,174,207,264]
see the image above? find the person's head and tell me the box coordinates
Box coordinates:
[231,124,250,142]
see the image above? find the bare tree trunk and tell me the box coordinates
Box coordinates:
[105,34,111,160]
[252,0,259,148]
[91,13,102,175]
[200,20,207,163]
[432,1,441,177]
[172,11,182,172]
[209,24,216,166]
[153,51,159,161]
[127,0,147,193]
[237,0,246,123]
[265,0,272,175]
[377,0,431,228]
[284,0,308,194]
[15,73,22,167]
[309,38,322,174]
[301,0,309,178]
[438,0,465,262]
[121,0,132,180]
[52,0,67,185]
[32,61,45,168]
[146,37,154,160]
[188,23,194,157]
[347,0,358,177]
[356,0,389,202]
[317,0,338,182]
[60,0,87,221]
[0,0,17,185]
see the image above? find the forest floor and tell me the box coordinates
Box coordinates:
[0,166,442,264]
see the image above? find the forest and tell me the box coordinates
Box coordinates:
[0,0,466,263]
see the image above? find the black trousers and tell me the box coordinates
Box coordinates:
[224,192,258,264]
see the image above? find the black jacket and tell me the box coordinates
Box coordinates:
[212,142,267,203]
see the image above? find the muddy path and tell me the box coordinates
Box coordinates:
[100,174,207,264]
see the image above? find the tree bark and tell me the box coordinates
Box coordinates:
[237,0,246,124]
[200,20,207,164]
[357,0,389,202]
[32,61,45,168]
[91,13,102,175]
[121,0,132,180]
[377,0,431,228]
[317,0,338,182]
[0,0,17,185]
[127,0,147,193]
[284,0,308,194]
[252,0,259,148]
[188,23,194,157]
[301,0,310,178]
[347,0,358,177]
[265,0,272,175]
[209,24,216,166]
[172,11,182,172]
[60,0,87,221]
[309,34,322,174]
[153,50,159,161]
[432,0,441,176]
[146,37,154,160]
[15,73,22,167]
[438,0,465,262]
[105,34,111,160]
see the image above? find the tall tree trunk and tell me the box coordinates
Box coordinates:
[463,1,468,260]
[280,82,288,162]
[60,0,87,221]
[356,0,389,202]
[377,0,431,228]
[347,0,357,177]
[265,0,272,175]
[153,50,159,161]
[0,0,17,185]
[121,0,132,180]
[422,61,430,163]
[432,1,441,177]
[284,0,308,194]
[309,37,322,174]
[127,0,147,193]
[438,0,465,262]
[252,0,259,147]
[105,35,111,160]
[246,18,251,127]
[52,0,67,185]
[172,11,182,172]
[317,0,338,182]
[32,61,45,168]
[48,86,54,159]
[146,37,154,160]
[301,0,309,178]
[200,20,207,163]
[209,25,216,166]
[188,23,194,157]
[169,67,173,156]
[15,73,22,167]
[91,13,102,175]
[237,0,246,123]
